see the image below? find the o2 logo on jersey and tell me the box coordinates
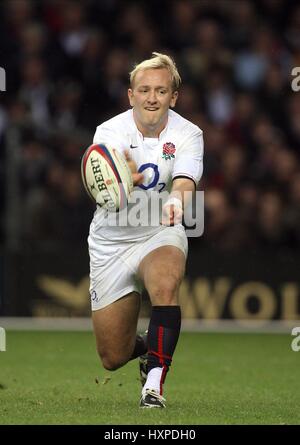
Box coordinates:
[137,163,166,192]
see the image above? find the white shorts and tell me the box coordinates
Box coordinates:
[88,225,188,311]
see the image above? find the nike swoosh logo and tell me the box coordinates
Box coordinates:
[130,144,138,148]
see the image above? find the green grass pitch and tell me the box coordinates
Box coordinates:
[0,331,299,425]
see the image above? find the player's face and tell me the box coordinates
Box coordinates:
[128,68,178,137]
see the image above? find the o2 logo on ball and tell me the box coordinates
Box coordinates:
[291,327,300,352]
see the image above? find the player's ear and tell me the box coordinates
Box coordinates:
[170,91,178,108]
[128,88,134,107]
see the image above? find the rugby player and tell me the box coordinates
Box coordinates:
[88,52,203,408]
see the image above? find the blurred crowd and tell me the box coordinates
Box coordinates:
[1,0,300,252]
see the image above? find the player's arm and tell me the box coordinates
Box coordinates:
[161,177,195,226]
[161,127,204,226]
[171,177,196,201]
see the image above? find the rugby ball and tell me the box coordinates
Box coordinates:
[81,143,133,211]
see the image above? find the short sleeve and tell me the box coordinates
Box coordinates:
[93,124,125,154]
[172,127,204,185]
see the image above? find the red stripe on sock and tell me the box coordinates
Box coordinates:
[148,350,172,361]
[158,326,164,366]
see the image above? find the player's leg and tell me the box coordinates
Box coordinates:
[92,291,147,370]
[137,245,186,407]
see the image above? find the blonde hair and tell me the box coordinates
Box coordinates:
[129,52,181,92]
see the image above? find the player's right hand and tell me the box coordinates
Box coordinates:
[124,150,144,186]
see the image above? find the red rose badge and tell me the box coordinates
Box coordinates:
[162,142,176,160]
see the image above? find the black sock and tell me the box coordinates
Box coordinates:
[129,333,148,361]
[147,306,181,378]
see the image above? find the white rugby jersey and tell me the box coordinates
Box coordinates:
[89,108,203,243]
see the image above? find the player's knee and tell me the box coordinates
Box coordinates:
[102,359,121,371]
[97,349,126,371]
[100,354,123,371]
[151,275,181,305]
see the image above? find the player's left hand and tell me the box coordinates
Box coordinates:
[161,199,183,226]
